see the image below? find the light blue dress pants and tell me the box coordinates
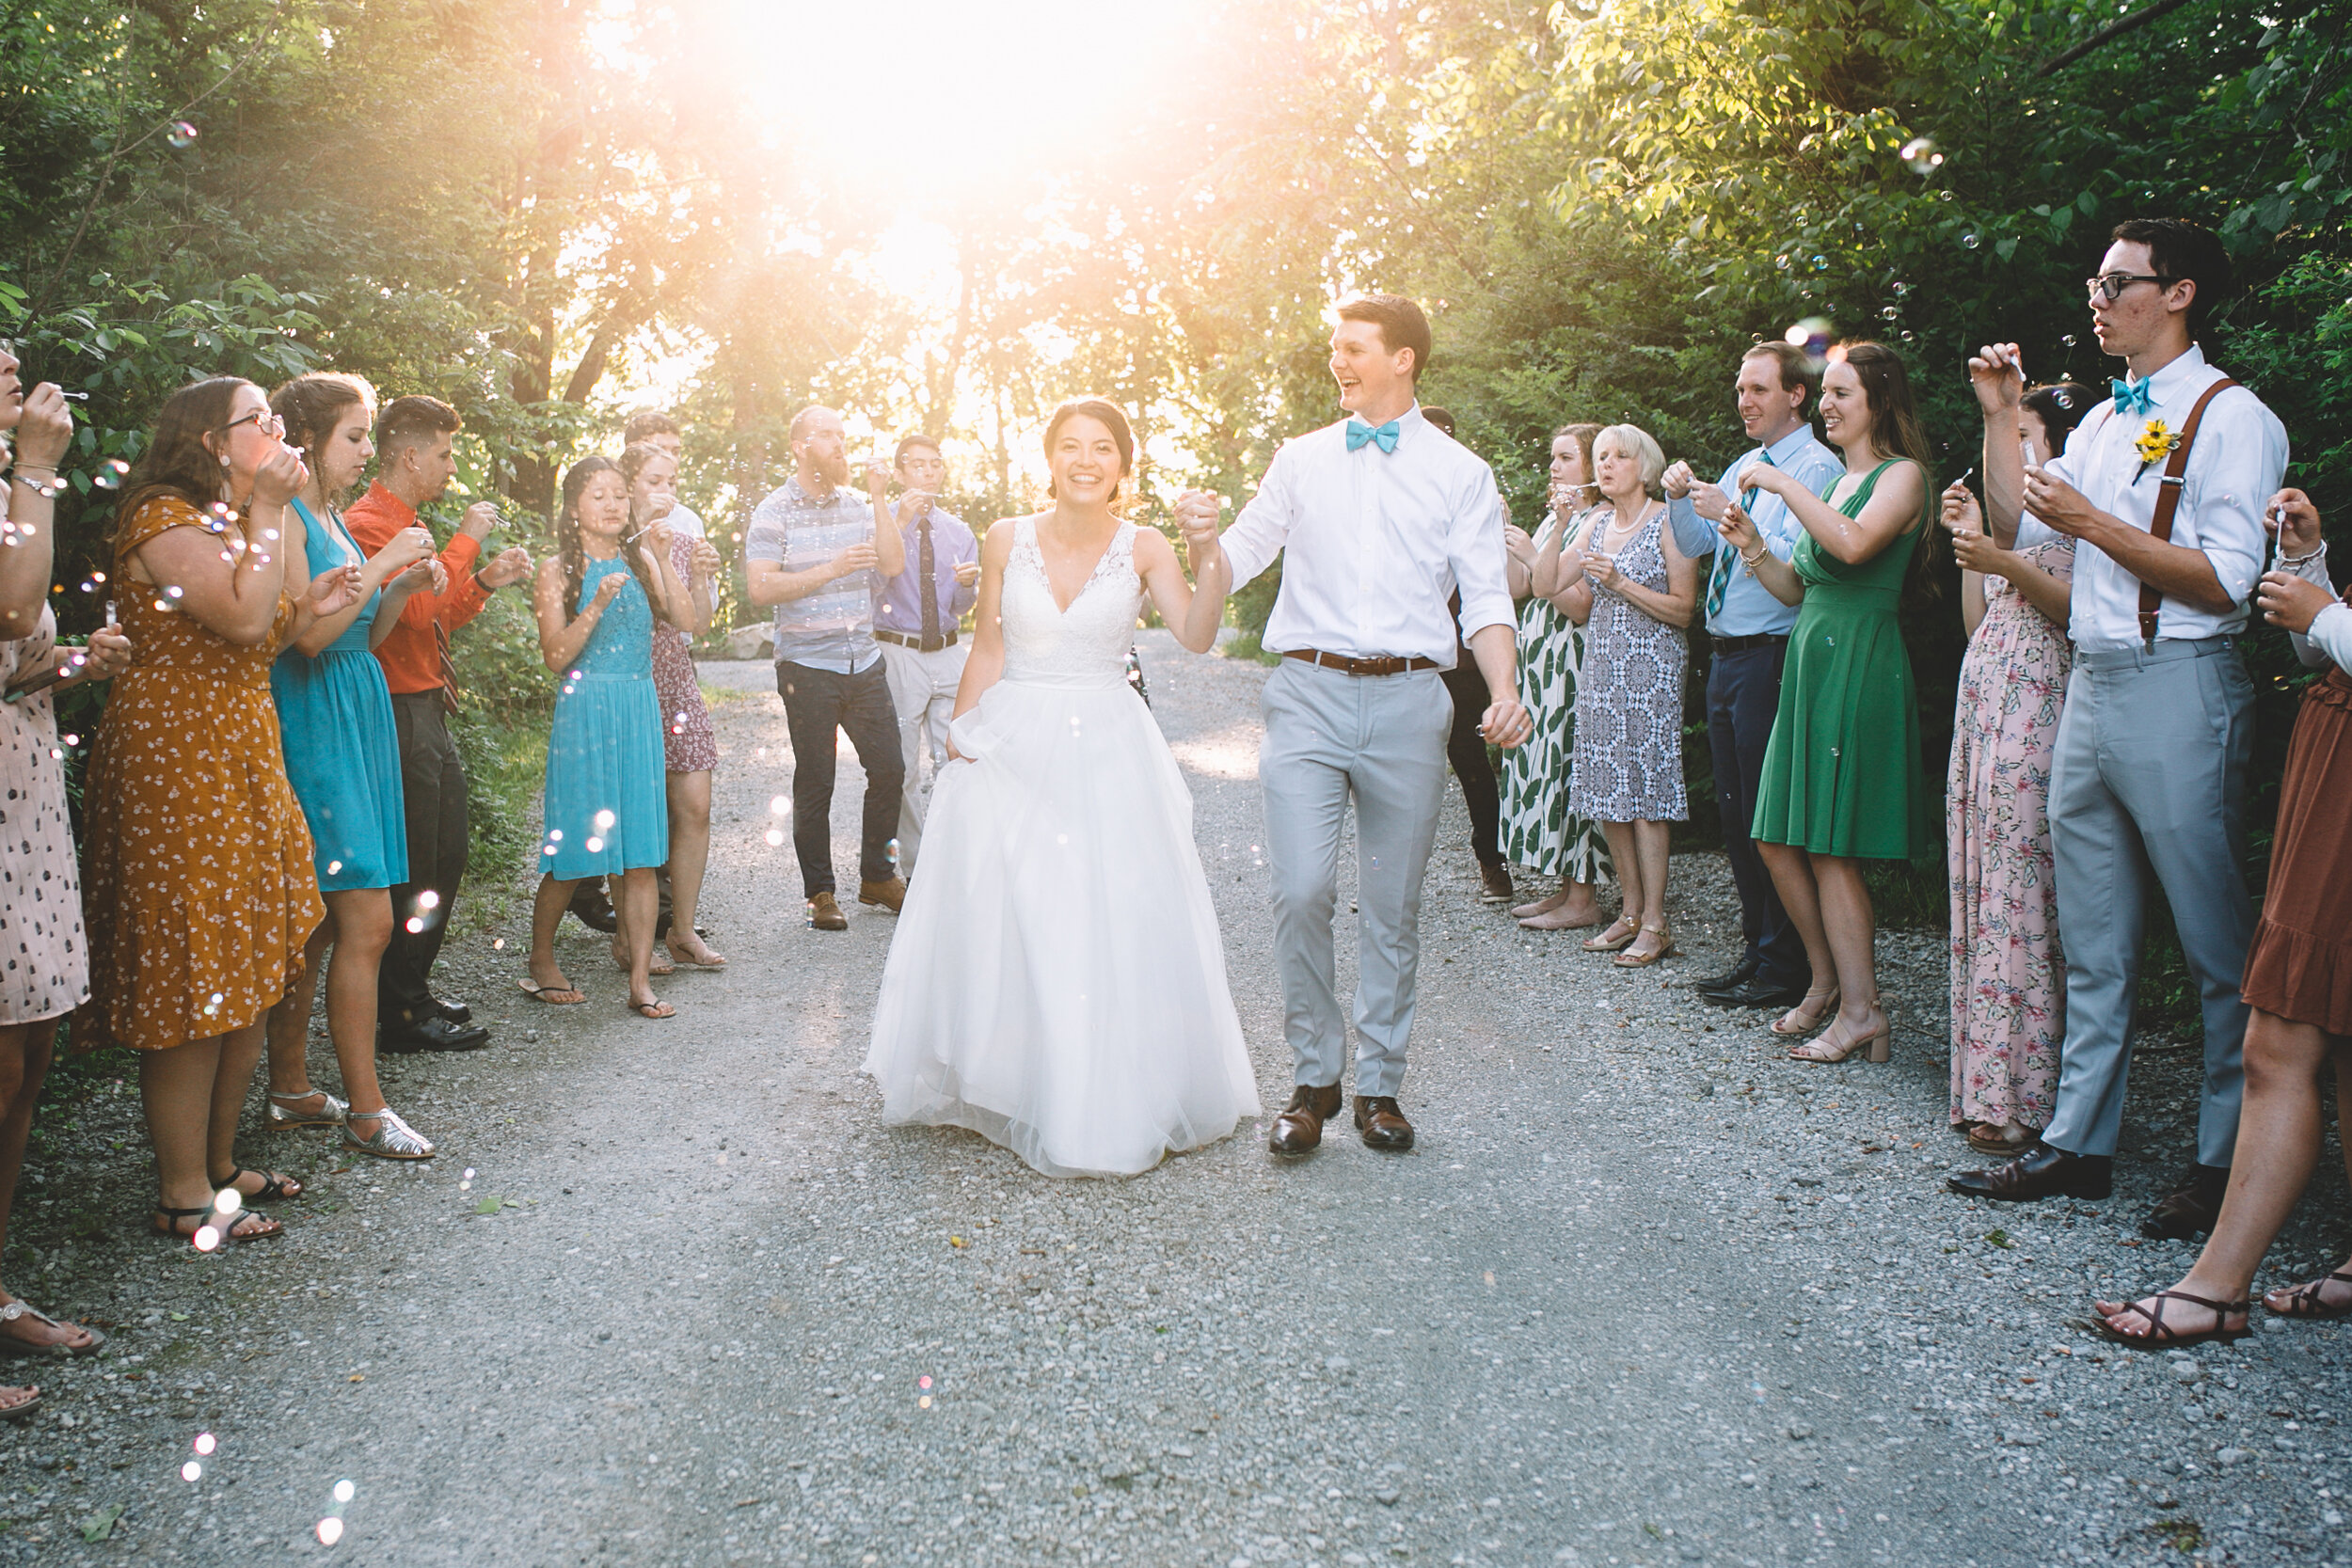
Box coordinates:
[2040,638,2254,1166]
[1259,659,1454,1098]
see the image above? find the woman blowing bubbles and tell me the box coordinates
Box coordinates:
[521,457,689,1019]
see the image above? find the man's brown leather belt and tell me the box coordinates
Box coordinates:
[874,628,958,651]
[1283,649,1441,677]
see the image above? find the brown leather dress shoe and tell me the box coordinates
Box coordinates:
[859,877,907,913]
[807,892,849,931]
[2142,1163,2229,1241]
[1945,1142,2111,1201]
[1355,1095,1414,1151]
[1268,1083,1343,1157]
[1477,862,1514,904]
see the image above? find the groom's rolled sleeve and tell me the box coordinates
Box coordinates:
[1218,443,1300,589]
[1449,481,1515,641]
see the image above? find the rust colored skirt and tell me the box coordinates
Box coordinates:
[2242,665,2352,1034]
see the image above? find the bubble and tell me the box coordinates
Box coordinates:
[886,838,901,864]
[548,829,564,841]
[317,1518,344,1545]
[1892,281,1910,296]
[1809,255,1828,272]
[333,1480,356,1504]
[213,1187,242,1217]
[418,890,441,911]
[1900,331,1916,342]
[918,1395,932,1409]
[2061,334,2078,348]
[1962,232,1980,249]
[167,120,199,148]
[769,795,788,816]
[326,859,342,876]
[1899,135,1944,174]
[152,598,172,612]
[463,1167,476,1180]
[405,916,425,934]
[584,836,604,853]
[918,1375,933,1390]
[60,733,76,746]
[594,809,616,831]
[1880,306,1899,321]
[1938,190,1955,202]
[492,937,505,949]
[764,828,784,847]
[192,1225,221,1252]
[182,1460,203,1481]
[194,1433,216,1455]
[93,458,129,490]
[2053,390,2075,409]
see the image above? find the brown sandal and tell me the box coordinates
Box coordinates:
[151,1204,281,1244]
[2264,1270,2352,1320]
[1581,917,1639,953]
[2090,1288,2251,1349]
[1613,923,1677,968]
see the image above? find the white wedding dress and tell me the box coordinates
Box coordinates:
[864,518,1262,1177]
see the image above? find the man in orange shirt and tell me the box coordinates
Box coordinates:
[345,395,534,1052]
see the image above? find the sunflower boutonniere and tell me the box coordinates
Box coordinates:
[2132,418,2178,483]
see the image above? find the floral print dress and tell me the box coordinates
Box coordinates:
[1947,531,2075,1131]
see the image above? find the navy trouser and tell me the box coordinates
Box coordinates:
[1707,641,1806,986]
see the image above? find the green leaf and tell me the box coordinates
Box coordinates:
[476,1196,501,1215]
[81,1504,122,1543]
[1985,1228,2013,1250]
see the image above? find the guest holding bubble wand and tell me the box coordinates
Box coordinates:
[77,377,366,1243]
[2095,487,2352,1345]
[260,373,446,1161]
[1729,341,1935,1063]
[521,456,688,1018]
[0,346,131,1409]
[620,439,728,971]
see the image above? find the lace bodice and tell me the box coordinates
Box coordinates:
[571,555,654,678]
[1000,518,1141,685]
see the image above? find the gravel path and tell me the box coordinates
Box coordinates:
[4,632,2345,1567]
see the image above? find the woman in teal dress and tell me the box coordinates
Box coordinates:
[263,373,446,1161]
[1725,341,1935,1066]
[523,455,687,1019]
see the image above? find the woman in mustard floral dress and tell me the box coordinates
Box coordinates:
[79,378,364,1243]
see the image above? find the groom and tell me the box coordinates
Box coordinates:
[1181,294,1531,1156]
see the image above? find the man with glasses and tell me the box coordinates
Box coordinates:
[869,436,977,879]
[1949,219,2289,1242]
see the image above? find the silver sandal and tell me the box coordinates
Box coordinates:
[342,1105,436,1161]
[267,1088,348,1131]
[0,1300,105,1360]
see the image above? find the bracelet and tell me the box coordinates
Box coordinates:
[9,469,59,499]
[1739,546,1768,567]
[2280,541,2327,569]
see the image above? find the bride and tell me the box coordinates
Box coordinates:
[864,398,1261,1177]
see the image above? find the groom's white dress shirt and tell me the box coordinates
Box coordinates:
[1219,406,1515,669]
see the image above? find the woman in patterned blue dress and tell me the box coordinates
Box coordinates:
[264,373,447,1162]
[523,456,687,1018]
[1557,423,1699,968]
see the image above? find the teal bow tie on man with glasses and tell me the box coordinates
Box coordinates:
[1345,417,1402,454]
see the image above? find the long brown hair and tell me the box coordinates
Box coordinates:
[1041,398,1134,503]
[114,376,252,539]
[556,455,661,626]
[1834,341,1943,597]
[270,372,376,507]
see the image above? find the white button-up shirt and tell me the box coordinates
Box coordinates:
[1220,407,1515,669]
[2286,546,2352,672]
[2043,343,2287,647]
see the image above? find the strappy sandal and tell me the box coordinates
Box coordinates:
[210,1164,302,1203]
[1771,986,1839,1037]
[151,1204,280,1243]
[342,1106,436,1161]
[1581,917,1640,953]
[1788,1007,1891,1064]
[2264,1270,2352,1320]
[0,1300,105,1359]
[266,1088,348,1131]
[2090,1289,2252,1350]
[614,948,676,977]
[517,976,586,1006]
[1613,923,1677,968]
[1966,1122,2037,1157]
[664,938,728,970]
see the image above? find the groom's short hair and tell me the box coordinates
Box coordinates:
[1337,294,1432,383]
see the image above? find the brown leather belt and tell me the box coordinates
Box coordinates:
[1283,649,1441,677]
[874,628,958,651]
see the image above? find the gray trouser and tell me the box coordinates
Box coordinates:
[1259,658,1453,1098]
[878,639,969,875]
[2041,638,2254,1166]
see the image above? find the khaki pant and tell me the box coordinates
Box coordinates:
[879,639,970,875]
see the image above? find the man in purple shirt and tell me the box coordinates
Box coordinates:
[871,435,979,876]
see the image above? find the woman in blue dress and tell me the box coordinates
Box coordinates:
[262,373,445,1161]
[522,455,686,1018]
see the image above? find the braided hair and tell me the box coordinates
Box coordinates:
[556,455,662,626]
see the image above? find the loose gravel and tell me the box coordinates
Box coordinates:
[2,631,2344,1567]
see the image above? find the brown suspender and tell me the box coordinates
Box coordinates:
[2137,375,2240,645]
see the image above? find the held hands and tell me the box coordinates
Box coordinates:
[481,545,534,588]
[10,383,73,470]
[1968,342,2026,417]
[307,563,366,617]
[1479,696,1534,749]
[2257,569,2337,635]
[2020,464,2097,538]
[1173,489,1223,569]
[2265,487,2321,558]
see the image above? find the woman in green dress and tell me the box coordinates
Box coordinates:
[1724,341,1934,1065]
[1502,422,1611,927]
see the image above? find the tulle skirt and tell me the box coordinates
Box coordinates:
[864,669,1261,1177]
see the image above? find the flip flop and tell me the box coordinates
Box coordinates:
[0,1386,40,1421]
[0,1301,105,1360]
[516,977,586,1006]
[625,997,675,1020]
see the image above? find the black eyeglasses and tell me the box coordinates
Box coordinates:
[2085,273,2170,303]
[221,408,286,436]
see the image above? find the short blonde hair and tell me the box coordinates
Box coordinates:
[1593,423,1666,494]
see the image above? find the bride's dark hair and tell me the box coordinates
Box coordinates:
[1042,398,1134,500]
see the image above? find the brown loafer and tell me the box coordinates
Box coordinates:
[2142,1163,2229,1241]
[1477,862,1514,904]
[807,892,848,931]
[1268,1083,1343,1157]
[858,877,907,913]
[1355,1094,1414,1151]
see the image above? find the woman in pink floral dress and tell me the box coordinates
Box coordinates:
[1940,384,2096,1154]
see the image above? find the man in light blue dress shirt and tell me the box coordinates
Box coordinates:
[1661,342,1845,1011]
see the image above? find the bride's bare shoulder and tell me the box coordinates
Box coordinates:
[980,514,1041,560]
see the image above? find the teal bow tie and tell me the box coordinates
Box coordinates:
[2111,377,2154,416]
[1345,418,1401,454]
